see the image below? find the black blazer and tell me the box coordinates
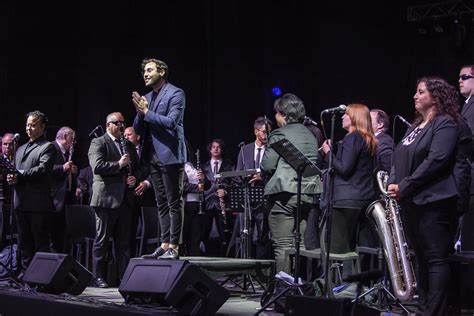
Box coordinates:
[375,132,394,173]
[390,115,458,205]
[51,142,68,211]
[88,133,144,209]
[461,96,474,193]
[202,159,234,210]
[13,136,56,212]
[331,131,375,206]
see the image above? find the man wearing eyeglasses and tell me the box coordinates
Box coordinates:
[459,65,474,252]
[88,112,143,288]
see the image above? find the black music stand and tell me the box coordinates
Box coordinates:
[255,138,321,315]
[0,154,21,285]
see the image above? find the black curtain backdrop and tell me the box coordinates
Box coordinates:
[1,0,474,167]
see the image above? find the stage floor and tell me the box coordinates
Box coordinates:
[0,279,278,316]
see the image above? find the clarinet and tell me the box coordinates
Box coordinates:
[118,124,134,189]
[195,149,205,215]
[66,132,76,191]
[216,177,229,231]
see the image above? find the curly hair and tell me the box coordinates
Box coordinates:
[141,58,169,79]
[413,77,460,125]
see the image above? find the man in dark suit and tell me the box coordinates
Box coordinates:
[88,112,143,288]
[201,139,234,257]
[232,117,272,259]
[132,58,186,260]
[370,109,394,175]
[261,94,323,273]
[0,133,14,244]
[7,111,56,271]
[459,64,474,251]
[50,127,78,254]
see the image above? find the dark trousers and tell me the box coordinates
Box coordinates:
[202,208,230,257]
[182,201,203,256]
[16,211,52,270]
[50,209,71,254]
[92,202,132,280]
[233,208,272,259]
[129,201,141,258]
[149,154,184,245]
[401,197,456,316]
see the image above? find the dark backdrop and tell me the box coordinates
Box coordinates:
[1,0,473,167]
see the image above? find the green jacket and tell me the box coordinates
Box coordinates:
[261,122,323,197]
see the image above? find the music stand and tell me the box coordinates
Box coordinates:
[0,153,21,285]
[255,138,321,315]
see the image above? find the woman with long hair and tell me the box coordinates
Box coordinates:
[387,77,460,315]
[321,103,377,274]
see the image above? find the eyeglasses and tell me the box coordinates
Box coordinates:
[459,74,474,81]
[108,120,125,126]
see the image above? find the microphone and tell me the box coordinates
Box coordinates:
[303,116,318,127]
[342,269,383,283]
[321,104,347,114]
[88,125,102,138]
[12,133,20,142]
[396,115,411,128]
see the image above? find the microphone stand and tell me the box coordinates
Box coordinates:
[321,111,337,298]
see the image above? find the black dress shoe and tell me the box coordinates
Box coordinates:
[141,247,167,259]
[91,277,109,288]
[158,248,179,260]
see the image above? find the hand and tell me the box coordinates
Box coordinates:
[75,187,82,198]
[132,91,148,116]
[248,173,262,185]
[321,139,332,154]
[7,174,17,185]
[387,184,400,199]
[197,170,205,182]
[198,183,205,192]
[63,161,73,172]
[134,181,149,196]
[71,164,78,174]
[127,176,137,187]
[119,154,130,169]
[217,188,226,198]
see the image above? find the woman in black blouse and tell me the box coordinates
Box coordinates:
[321,103,376,267]
[387,77,460,316]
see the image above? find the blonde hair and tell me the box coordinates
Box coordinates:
[346,103,377,155]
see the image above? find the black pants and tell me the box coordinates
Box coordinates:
[202,208,230,257]
[401,197,456,316]
[182,201,203,256]
[16,211,52,270]
[92,202,132,280]
[149,154,184,245]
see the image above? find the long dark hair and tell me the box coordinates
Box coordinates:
[413,77,460,125]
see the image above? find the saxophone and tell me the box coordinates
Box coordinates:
[365,171,417,302]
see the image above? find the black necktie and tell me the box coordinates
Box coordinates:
[150,92,158,112]
[255,147,262,169]
[115,139,123,155]
[213,161,219,175]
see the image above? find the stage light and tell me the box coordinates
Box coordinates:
[272,86,282,97]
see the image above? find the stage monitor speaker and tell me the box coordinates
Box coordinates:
[165,263,230,315]
[284,295,379,316]
[22,252,92,295]
[119,259,229,315]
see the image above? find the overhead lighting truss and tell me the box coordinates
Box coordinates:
[407,0,474,22]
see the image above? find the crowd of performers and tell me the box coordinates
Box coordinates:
[1,58,474,316]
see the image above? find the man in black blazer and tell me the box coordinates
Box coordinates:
[88,112,143,288]
[232,116,272,259]
[459,64,474,251]
[0,133,14,242]
[7,111,56,271]
[201,139,234,257]
[50,126,77,254]
[370,109,394,175]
